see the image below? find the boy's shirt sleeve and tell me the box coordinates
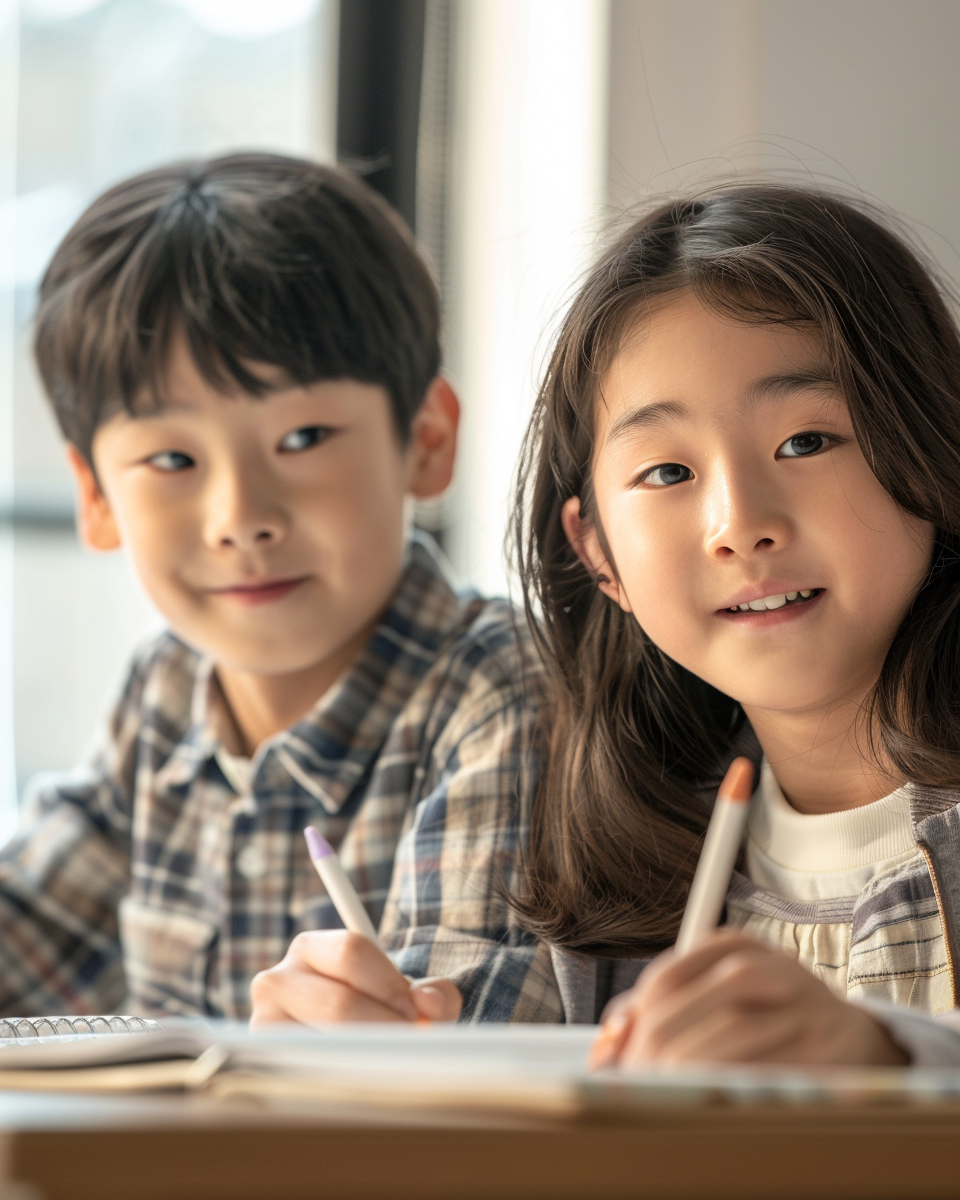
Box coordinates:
[0,647,151,1016]
[378,679,564,1023]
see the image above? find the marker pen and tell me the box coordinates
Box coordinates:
[674,756,755,954]
[589,757,755,1069]
[303,825,380,945]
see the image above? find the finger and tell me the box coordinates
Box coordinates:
[636,951,797,1053]
[286,930,417,1019]
[590,988,639,1067]
[637,931,779,1010]
[250,964,414,1028]
[598,990,635,1025]
[588,1009,635,1070]
[631,1006,804,1065]
[249,968,291,1026]
[588,942,770,1071]
[409,978,463,1022]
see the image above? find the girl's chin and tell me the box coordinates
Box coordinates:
[731,686,866,720]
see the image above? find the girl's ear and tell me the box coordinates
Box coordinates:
[407,377,460,499]
[560,496,632,612]
[66,444,122,551]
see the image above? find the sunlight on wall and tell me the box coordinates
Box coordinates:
[446,0,610,599]
[0,0,21,839]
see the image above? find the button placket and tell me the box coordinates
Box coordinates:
[235,842,268,880]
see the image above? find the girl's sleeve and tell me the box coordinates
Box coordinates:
[858,1001,960,1066]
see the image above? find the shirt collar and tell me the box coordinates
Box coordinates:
[155,532,473,810]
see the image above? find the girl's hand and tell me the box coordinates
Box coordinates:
[590,930,908,1069]
[249,930,462,1027]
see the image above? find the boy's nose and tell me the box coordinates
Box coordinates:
[204,473,289,552]
[218,524,281,550]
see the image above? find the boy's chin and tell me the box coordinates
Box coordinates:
[182,622,380,684]
[206,645,351,679]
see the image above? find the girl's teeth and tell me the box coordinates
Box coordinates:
[733,589,817,613]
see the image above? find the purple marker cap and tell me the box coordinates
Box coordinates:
[304,826,334,861]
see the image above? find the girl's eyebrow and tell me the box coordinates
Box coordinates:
[605,400,688,446]
[744,367,839,405]
[606,366,839,446]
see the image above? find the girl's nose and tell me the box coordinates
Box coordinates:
[702,470,793,561]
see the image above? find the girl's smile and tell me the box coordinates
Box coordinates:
[717,585,824,625]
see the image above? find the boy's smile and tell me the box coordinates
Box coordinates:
[564,291,935,733]
[207,576,310,605]
[68,335,458,750]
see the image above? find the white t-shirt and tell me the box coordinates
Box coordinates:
[725,761,953,1014]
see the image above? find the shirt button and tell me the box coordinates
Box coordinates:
[236,843,268,880]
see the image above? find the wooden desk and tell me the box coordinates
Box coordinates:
[1,1091,959,1200]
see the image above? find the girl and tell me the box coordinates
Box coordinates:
[513,184,960,1066]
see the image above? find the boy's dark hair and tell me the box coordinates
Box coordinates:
[513,183,960,958]
[34,152,441,462]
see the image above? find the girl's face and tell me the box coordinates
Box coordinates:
[564,291,935,718]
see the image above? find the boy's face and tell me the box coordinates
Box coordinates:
[70,336,457,684]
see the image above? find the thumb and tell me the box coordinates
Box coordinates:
[410,977,462,1022]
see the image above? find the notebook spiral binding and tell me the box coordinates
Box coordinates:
[0,1015,162,1039]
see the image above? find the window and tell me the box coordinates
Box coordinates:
[0,0,336,821]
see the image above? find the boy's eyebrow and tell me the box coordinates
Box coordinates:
[129,398,196,417]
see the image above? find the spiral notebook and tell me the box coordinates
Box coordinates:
[0,1015,162,1040]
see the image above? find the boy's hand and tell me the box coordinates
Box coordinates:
[590,929,908,1069]
[249,930,462,1027]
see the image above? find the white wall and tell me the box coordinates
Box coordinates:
[445,0,610,597]
[0,2,20,836]
[608,1,960,288]
[446,0,960,598]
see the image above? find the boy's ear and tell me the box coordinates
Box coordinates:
[560,496,632,612]
[66,444,122,551]
[407,377,459,499]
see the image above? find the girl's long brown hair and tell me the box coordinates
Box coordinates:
[513,185,960,957]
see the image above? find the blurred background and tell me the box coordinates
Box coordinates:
[1,0,960,826]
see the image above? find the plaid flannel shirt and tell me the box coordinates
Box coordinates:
[0,534,562,1021]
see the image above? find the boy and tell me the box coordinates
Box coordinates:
[2,153,557,1023]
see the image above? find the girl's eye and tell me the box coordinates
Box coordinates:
[279,425,332,453]
[147,450,194,472]
[639,462,693,488]
[778,432,832,458]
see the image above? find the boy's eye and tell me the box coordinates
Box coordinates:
[147,450,194,472]
[279,425,333,453]
[777,432,832,458]
[639,462,693,488]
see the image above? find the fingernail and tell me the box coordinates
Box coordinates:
[588,1012,632,1071]
[414,984,442,1022]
